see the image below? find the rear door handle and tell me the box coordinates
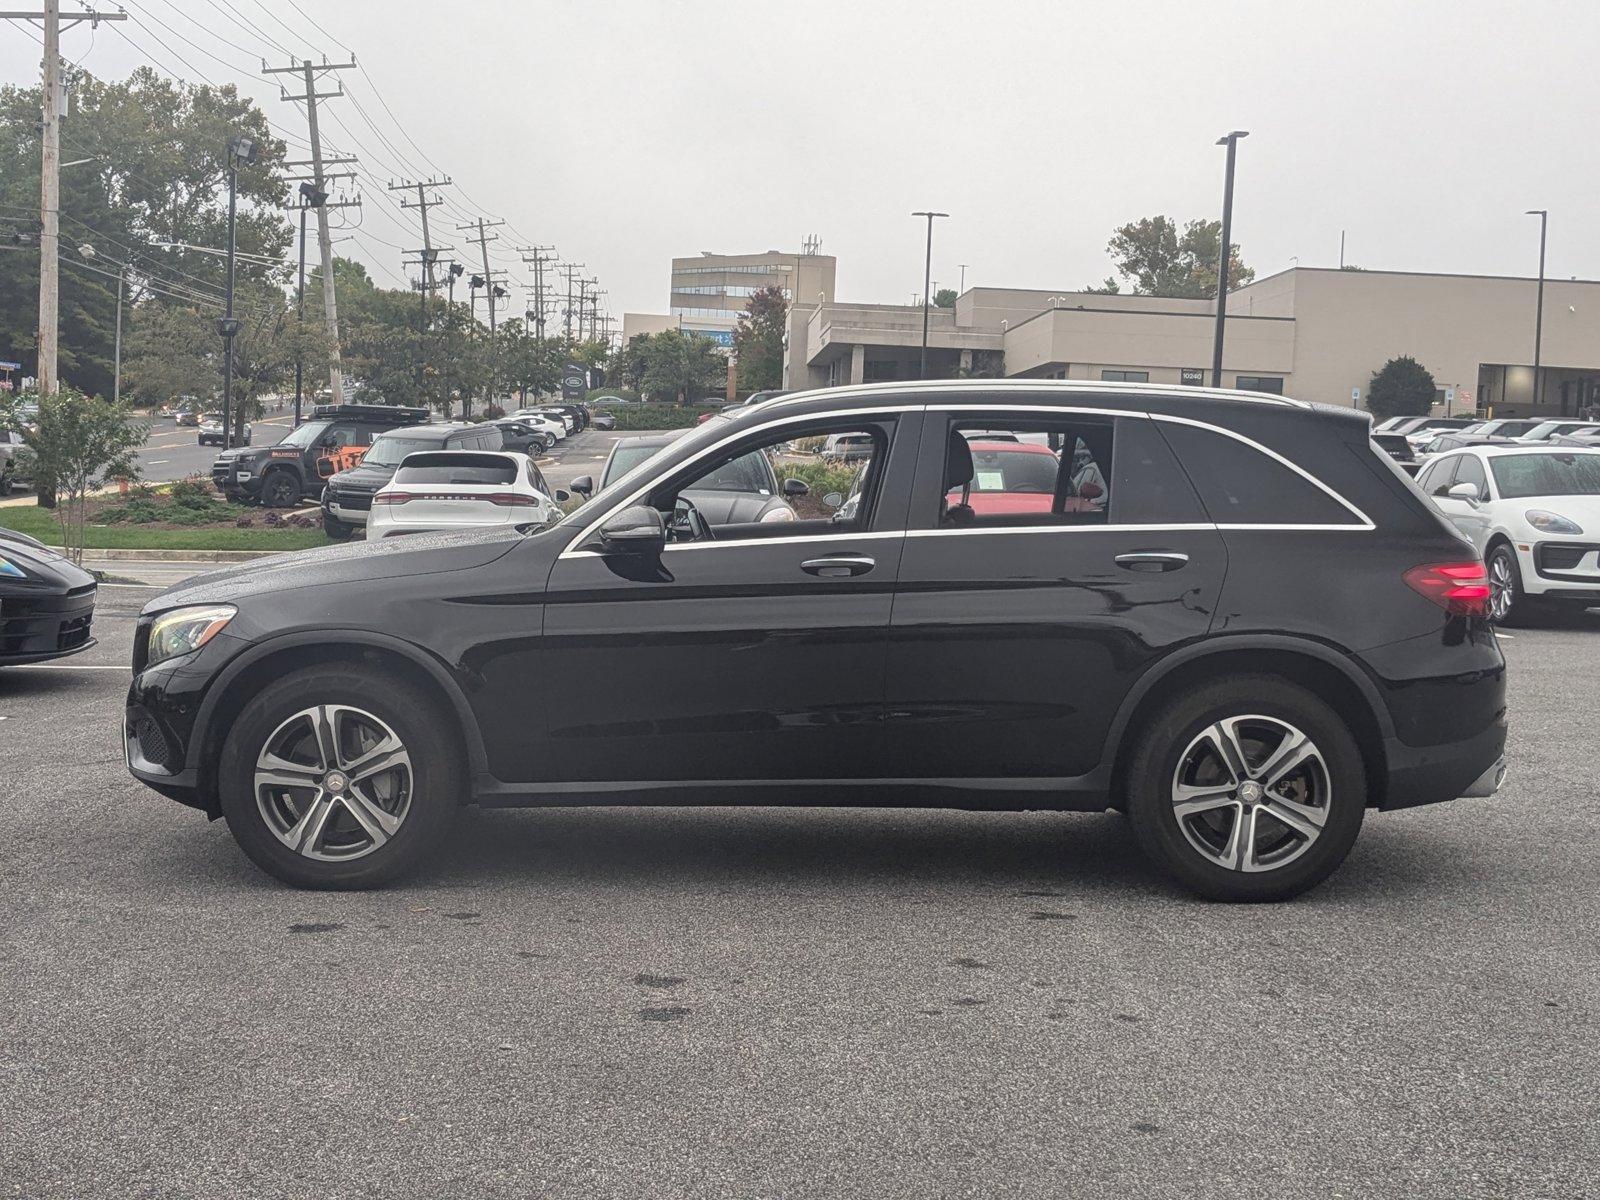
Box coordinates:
[802,554,876,578]
[1114,550,1190,573]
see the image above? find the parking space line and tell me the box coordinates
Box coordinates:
[7,663,130,671]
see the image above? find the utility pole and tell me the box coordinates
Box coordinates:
[1526,209,1548,411]
[458,218,506,408]
[911,210,948,381]
[392,177,452,406]
[265,55,357,404]
[560,262,585,348]
[3,2,125,394]
[519,245,555,398]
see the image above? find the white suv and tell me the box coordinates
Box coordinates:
[1417,444,1600,623]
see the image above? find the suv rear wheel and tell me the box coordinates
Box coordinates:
[218,666,463,888]
[1125,675,1366,902]
[260,470,300,509]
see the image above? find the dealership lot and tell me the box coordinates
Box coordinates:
[0,586,1596,1198]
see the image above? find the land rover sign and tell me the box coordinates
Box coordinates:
[561,363,587,399]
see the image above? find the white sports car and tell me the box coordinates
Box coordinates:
[1416,444,1600,623]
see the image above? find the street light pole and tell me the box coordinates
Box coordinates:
[912,210,948,380]
[218,136,258,450]
[1526,209,1548,412]
[110,260,123,406]
[1210,130,1249,388]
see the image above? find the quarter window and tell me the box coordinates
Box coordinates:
[1158,422,1361,526]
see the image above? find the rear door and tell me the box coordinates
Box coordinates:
[884,405,1226,783]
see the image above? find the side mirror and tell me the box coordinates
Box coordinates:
[782,477,810,497]
[316,458,335,478]
[599,505,665,554]
[1447,481,1482,505]
[554,489,571,503]
[571,474,594,496]
[822,490,845,509]
[319,434,338,448]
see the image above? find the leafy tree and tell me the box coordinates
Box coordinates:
[733,285,787,392]
[0,68,289,397]
[1102,216,1253,298]
[933,288,957,308]
[1,387,144,559]
[1082,278,1121,295]
[609,334,652,396]
[640,329,727,403]
[1365,356,1437,421]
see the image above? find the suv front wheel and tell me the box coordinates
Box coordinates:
[1126,675,1366,902]
[260,470,301,509]
[218,666,463,888]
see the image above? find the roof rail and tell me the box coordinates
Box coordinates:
[309,403,431,424]
[770,378,1308,411]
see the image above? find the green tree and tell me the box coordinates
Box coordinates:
[609,333,652,396]
[733,285,787,392]
[932,288,957,308]
[0,67,289,397]
[1365,356,1437,421]
[1,387,144,559]
[641,329,727,403]
[1102,216,1254,298]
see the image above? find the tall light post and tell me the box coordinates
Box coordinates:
[446,262,463,419]
[294,182,328,427]
[1210,130,1249,387]
[1526,209,1548,412]
[76,243,124,405]
[912,210,948,380]
[219,136,258,451]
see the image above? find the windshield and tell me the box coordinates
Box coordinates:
[366,435,442,468]
[277,420,331,448]
[1523,422,1563,440]
[1489,453,1600,499]
[602,443,667,489]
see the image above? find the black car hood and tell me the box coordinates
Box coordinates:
[141,524,523,615]
[327,463,395,491]
[0,529,96,591]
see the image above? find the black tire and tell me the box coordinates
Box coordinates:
[218,666,464,889]
[1125,674,1367,902]
[260,469,301,509]
[1487,541,1546,627]
[322,512,354,541]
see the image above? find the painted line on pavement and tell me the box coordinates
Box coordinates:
[7,663,131,671]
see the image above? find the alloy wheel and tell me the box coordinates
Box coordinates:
[1170,715,1331,873]
[1488,552,1515,621]
[254,704,413,861]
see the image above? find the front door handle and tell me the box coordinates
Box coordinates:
[1114,550,1190,573]
[802,554,876,578]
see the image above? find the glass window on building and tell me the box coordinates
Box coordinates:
[1235,376,1285,394]
[1101,369,1150,383]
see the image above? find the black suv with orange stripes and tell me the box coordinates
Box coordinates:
[212,404,430,508]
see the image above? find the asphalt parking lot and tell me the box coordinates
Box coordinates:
[2,586,1597,1198]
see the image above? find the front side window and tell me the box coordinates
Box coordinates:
[1452,455,1489,500]
[1158,422,1362,526]
[1489,453,1600,499]
[651,421,891,541]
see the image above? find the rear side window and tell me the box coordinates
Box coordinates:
[393,453,517,486]
[1159,422,1363,526]
[1110,417,1207,525]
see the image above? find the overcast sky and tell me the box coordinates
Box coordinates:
[8,0,1599,320]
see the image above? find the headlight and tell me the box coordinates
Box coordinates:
[759,506,797,523]
[1526,510,1584,535]
[0,554,26,579]
[146,605,236,667]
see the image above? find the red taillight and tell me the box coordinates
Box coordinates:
[372,492,414,505]
[484,492,530,507]
[1404,561,1491,617]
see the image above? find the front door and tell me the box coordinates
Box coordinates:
[534,409,922,788]
[884,408,1227,783]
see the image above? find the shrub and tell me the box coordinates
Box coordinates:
[483,403,506,420]
[610,403,720,431]
[1366,356,1437,420]
[168,474,213,505]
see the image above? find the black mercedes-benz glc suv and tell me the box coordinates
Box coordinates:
[125,381,1507,900]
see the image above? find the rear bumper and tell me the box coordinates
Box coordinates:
[1379,708,1509,810]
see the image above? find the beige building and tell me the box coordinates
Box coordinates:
[627,248,838,348]
[784,267,1600,417]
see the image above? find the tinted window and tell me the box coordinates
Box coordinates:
[604,443,669,488]
[1159,422,1360,526]
[393,453,517,486]
[1418,456,1458,496]
[1111,417,1207,525]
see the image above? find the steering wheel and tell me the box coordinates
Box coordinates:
[670,496,715,542]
